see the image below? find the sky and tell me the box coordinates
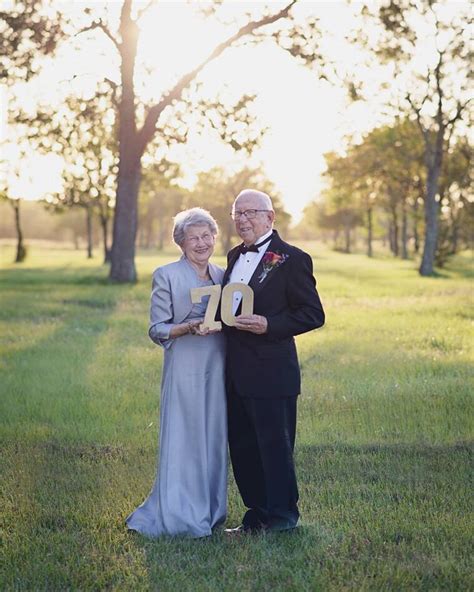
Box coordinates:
[2,0,467,223]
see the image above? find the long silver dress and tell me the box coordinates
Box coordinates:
[126,263,227,538]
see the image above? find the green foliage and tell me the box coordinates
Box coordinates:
[0,245,472,590]
[0,0,65,83]
[186,166,291,254]
[347,0,471,276]
[307,118,471,263]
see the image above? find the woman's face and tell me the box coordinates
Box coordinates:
[182,224,216,266]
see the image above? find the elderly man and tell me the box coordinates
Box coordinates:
[223,189,325,534]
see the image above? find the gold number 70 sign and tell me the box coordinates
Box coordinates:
[190,282,254,330]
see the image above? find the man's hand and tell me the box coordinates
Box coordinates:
[234,314,268,334]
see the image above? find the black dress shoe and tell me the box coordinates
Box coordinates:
[224,524,266,535]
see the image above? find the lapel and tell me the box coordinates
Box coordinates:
[223,246,241,286]
[248,231,289,296]
[208,262,224,285]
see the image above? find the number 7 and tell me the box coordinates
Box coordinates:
[190,283,255,329]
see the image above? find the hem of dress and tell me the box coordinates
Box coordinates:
[126,518,214,540]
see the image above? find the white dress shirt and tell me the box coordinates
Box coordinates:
[229,229,273,314]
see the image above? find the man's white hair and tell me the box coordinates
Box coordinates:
[234,189,274,211]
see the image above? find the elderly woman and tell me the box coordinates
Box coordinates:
[126,208,227,538]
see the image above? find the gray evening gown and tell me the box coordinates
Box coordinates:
[126,265,227,539]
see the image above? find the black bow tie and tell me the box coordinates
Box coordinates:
[239,233,273,255]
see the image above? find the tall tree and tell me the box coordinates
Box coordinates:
[17,86,118,262]
[348,0,471,275]
[0,150,28,262]
[0,1,68,261]
[321,120,426,258]
[76,1,299,282]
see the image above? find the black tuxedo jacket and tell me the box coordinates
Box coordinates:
[223,230,325,399]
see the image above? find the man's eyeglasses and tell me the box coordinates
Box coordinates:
[230,209,270,221]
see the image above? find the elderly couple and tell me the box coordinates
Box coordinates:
[126,189,325,538]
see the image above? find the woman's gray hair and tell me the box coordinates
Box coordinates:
[172,207,219,247]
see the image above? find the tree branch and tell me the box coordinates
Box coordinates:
[406,92,429,146]
[434,49,444,131]
[136,1,297,153]
[77,19,121,52]
[136,0,155,21]
[447,98,471,128]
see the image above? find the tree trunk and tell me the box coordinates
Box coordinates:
[401,199,408,260]
[12,199,26,263]
[412,199,420,254]
[99,214,111,263]
[389,205,399,256]
[344,223,351,253]
[366,206,373,257]
[110,1,140,282]
[419,152,442,275]
[110,161,141,281]
[86,206,93,259]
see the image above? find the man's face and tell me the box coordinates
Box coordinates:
[233,195,274,245]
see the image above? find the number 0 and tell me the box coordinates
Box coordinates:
[190,283,254,329]
[220,283,254,327]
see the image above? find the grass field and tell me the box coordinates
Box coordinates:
[0,243,472,591]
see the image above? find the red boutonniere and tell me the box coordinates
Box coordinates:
[258,251,289,283]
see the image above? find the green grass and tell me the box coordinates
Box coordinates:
[0,244,473,591]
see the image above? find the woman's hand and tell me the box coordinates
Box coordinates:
[192,323,221,336]
[169,320,202,339]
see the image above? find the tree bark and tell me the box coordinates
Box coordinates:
[110,1,140,282]
[110,160,141,281]
[416,48,450,276]
[11,199,26,263]
[419,146,443,275]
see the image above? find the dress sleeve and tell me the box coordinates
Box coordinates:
[148,268,175,349]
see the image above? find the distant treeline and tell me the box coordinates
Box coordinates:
[294,120,472,268]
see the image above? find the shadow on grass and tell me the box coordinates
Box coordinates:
[0,265,113,288]
[122,441,472,591]
[1,437,472,590]
[0,262,127,434]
